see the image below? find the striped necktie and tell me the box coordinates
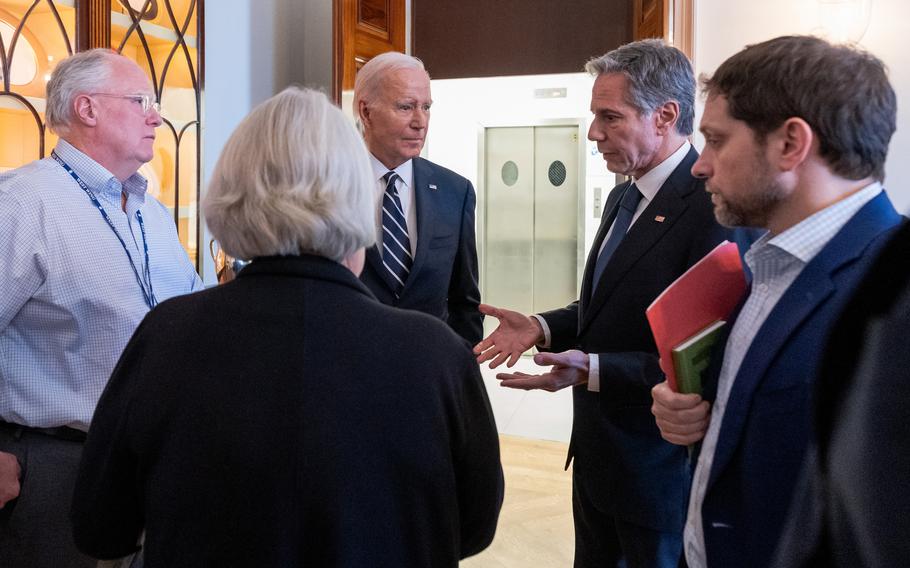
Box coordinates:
[381,171,413,297]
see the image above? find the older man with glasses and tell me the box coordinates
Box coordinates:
[0,48,202,567]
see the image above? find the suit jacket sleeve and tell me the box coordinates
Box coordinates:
[71,321,148,559]
[453,349,504,558]
[538,302,580,353]
[446,180,483,345]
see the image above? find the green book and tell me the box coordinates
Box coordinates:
[671,320,726,395]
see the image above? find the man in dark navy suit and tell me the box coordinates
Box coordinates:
[651,36,903,568]
[474,40,743,568]
[354,52,482,345]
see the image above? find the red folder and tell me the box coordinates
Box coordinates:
[646,241,747,391]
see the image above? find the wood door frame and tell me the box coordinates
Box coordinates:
[632,0,696,63]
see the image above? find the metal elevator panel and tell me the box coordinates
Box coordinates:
[482,125,580,335]
[484,127,535,331]
[533,126,578,314]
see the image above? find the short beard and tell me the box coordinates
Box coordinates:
[711,163,786,229]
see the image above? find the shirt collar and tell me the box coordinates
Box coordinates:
[53,139,148,206]
[749,181,883,265]
[370,154,413,189]
[631,141,691,202]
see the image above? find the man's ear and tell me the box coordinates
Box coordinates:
[654,100,680,135]
[774,117,814,172]
[357,100,371,129]
[73,94,98,126]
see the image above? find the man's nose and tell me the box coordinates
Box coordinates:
[691,154,711,179]
[587,122,602,142]
[147,108,163,127]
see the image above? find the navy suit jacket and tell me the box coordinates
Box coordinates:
[699,192,903,568]
[540,147,745,532]
[361,157,483,345]
[773,219,910,568]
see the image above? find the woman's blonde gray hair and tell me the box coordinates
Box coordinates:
[203,87,377,262]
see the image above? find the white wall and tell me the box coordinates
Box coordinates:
[201,0,332,283]
[694,0,910,213]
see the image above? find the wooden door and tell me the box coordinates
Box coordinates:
[633,0,668,41]
[333,0,405,101]
[633,0,695,62]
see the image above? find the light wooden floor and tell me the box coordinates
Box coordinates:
[461,435,574,567]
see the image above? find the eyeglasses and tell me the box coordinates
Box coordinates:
[89,93,161,115]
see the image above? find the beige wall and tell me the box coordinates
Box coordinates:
[693,0,910,213]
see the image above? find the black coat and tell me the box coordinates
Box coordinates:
[360,157,483,345]
[72,255,503,567]
[773,219,910,568]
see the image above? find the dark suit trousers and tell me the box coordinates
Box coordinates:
[0,428,96,568]
[573,459,682,568]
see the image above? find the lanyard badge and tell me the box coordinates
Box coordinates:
[52,151,158,309]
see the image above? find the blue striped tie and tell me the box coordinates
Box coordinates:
[381,171,413,296]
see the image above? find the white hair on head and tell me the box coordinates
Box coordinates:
[203,86,377,262]
[353,51,429,118]
[45,48,122,135]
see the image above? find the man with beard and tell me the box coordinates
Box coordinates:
[650,36,904,568]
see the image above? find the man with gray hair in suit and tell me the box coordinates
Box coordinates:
[354,52,483,345]
[0,48,202,566]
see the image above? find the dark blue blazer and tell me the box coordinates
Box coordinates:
[700,192,903,568]
[361,157,483,345]
[541,147,743,533]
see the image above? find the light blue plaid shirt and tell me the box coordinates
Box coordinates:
[683,182,884,568]
[0,140,203,431]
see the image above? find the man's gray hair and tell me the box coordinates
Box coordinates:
[353,51,429,116]
[45,48,120,135]
[585,39,695,136]
[203,86,377,262]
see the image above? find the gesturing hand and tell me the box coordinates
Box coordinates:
[473,304,544,368]
[496,350,589,392]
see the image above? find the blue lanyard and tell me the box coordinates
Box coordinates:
[52,151,157,309]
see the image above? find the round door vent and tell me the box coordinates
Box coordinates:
[501,160,519,186]
[548,160,567,187]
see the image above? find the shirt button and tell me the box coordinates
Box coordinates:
[758,283,769,293]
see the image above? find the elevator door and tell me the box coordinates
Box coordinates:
[483,125,580,336]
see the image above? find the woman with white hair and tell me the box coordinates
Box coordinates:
[71,86,503,567]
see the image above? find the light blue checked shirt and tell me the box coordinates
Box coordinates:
[0,140,203,431]
[683,182,884,568]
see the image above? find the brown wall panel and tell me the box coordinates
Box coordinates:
[413,0,632,79]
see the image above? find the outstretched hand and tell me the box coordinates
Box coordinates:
[473,304,544,368]
[496,350,589,392]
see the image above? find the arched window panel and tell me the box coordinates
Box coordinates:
[0,0,74,167]
[112,0,201,264]
[0,94,41,171]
